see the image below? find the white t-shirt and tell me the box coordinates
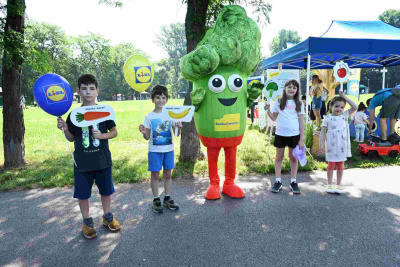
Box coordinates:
[353,111,368,125]
[321,90,328,101]
[272,99,305,137]
[144,112,174,153]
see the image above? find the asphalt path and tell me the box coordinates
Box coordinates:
[1,166,400,267]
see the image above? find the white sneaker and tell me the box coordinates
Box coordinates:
[354,139,359,142]
[334,185,343,194]
[326,185,335,194]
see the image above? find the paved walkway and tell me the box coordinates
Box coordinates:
[1,166,400,267]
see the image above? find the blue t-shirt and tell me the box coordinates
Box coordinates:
[369,88,393,109]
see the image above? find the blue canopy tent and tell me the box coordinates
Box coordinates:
[263,20,400,122]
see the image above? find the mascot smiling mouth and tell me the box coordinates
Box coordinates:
[218,97,237,106]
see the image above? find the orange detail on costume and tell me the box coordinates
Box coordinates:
[198,134,244,148]
[199,134,245,199]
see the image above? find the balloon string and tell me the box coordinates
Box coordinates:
[61,128,77,167]
[140,93,143,124]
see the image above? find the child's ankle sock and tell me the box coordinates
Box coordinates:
[104,212,113,223]
[291,178,297,183]
[154,196,160,201]
[164,195,170,201]
[275,178,282,183]
[83,217,94,228]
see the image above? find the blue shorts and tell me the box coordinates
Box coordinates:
[148,151,175,172]
[73,167,115,200]
[312,96,322,110]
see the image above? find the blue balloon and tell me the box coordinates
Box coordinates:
[33,73,73,117]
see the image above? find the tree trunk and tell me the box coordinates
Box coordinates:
[2,0,26,169]
[179,0,209,163]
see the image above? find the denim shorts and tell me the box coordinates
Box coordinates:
[73,166,115,200]
[312,96,322,110]
[148,151,175,172]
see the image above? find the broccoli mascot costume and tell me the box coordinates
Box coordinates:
[180,5,263,200]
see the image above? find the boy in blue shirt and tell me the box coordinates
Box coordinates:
[57,74,120,239]
[139,85,182,213]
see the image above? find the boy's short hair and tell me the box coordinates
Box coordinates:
[301,95,306,100]
[77,74,98,89]
[151,85,169,100]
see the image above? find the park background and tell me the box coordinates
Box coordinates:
[0,1,400,189]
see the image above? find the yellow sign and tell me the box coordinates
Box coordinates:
[46,85,66,102]
[269,72,280,78]
[123,55,154,93]
[214,113,240,132]
[395,120,400,136]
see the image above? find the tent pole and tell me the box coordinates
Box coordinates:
[306,54,311,125]
[382,66,386,89]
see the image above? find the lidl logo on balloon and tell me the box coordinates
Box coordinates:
[135,66,152,83]
[46,85,66,102]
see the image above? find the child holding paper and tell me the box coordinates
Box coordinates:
[57,74,120,239]
[139,85,182,213]
[265,79,305,194]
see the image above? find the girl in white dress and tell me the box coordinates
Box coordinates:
[319,92,357,194]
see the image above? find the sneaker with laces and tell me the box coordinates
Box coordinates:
[153,198,163,213]
[102,213,121,232]
[163,198,179,210]
[82,218,97,239]
[326,184,335,194]
[289,182,301,194]
[271,181,282,193]
[334,185,343,194]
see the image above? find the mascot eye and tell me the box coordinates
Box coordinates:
[208,75,226,93]
[228,74,243,92]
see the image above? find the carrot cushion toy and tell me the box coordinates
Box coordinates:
[180,5,263,199]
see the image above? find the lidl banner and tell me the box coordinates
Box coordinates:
[347,68,361,98]
[264,69,300,102]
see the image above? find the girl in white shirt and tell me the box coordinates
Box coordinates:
[265,79,305,194]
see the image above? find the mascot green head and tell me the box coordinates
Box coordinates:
[181,5,263,139]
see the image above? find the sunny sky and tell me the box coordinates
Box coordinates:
[25,0,399,61]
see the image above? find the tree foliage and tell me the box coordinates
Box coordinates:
[154,23,188,98]
[269,29,301,55]
[379,9,400,28]
[17,20,154,103]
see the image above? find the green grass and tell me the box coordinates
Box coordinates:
[0,97,398,190]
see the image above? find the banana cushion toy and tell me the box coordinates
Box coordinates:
[180,5,263,200]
